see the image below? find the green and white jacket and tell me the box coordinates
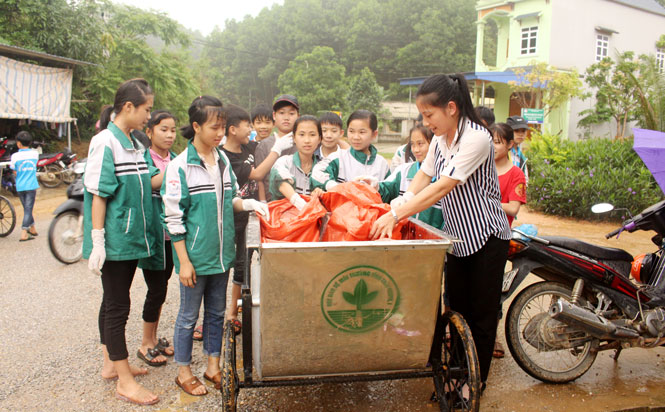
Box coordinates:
[311,145,390,190]
[268,152,318,200]
[138,149,177,271]
[161,142,238,275]
[378,162,444,230]
[83,122,155,261]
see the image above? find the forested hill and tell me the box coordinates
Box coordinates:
[200,0,477,107]
[0,0,477,135]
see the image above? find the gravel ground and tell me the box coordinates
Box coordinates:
[2,189,665,412]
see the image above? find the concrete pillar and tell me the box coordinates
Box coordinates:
[475,20,486,71]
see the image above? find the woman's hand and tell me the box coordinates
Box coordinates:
[179,260,197,288]
[311,188,324,198]
[370,212,396,240]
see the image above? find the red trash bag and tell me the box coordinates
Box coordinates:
[258,195,327,243]
[320,181,406,241]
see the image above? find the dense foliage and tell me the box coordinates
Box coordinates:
[199,0,477,108]
[0,0,199,140]
[526,133,663,220]
[0,0,476,141]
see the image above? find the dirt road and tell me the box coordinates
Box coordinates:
[1,188,663,411]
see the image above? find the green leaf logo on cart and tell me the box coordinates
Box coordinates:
[321,265,400,333]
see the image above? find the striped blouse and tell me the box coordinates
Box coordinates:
[420,118,511,257]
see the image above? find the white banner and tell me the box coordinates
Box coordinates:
[0,55,75,122]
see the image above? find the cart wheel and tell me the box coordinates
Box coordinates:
[221,319,239,412]
[432,311,481,412]
[0,195,16,237]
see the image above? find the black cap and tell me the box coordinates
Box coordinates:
[273,94,299,111]
[506,115,528,130]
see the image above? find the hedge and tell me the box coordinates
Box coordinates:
[525,133,663,221]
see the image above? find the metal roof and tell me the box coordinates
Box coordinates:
[607,0,665,16]
[0,43,95,67]
[400,69,546,88]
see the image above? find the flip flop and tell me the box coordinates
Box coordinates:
[203,371,222,390]
[19,236,35,242]
[493,341,505,359]
[228,318,242,335]
[115,392,159,406]
[156,337,174,356]
[137,348,166,367]
[175,376,208,396]
[193,325,203,341]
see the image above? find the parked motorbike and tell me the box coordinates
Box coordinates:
[48,160,85,264]
[501,199,665,383]
[37,147,77,188]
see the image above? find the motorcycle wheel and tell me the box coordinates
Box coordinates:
[0,195,16,237]
[39,164,62,188]
[61,168,76,185]
[48,210,83,264]
[505,282,599,383]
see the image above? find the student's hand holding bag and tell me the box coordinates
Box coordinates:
[88,228,106,275]
[236,198,270,221]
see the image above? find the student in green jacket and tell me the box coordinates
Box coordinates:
[83,78,159,406]
[311,109,390,191]
[378,124,444,230]
[136,110,177,367]
[162,96,268,397]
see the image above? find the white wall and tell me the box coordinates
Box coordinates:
[550,0,665,139]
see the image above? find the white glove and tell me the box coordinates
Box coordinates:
[289,193,307,211]
[390,191,414,210]
[242,198,270,221]
[325,181,339,191]
[352,175,379,189]
[270,134,294,155]
[88,228,106,276]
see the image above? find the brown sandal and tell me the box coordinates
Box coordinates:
[203,371,222,390]
[175,376,208,396]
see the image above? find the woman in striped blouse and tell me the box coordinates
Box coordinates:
[370,73,511,392]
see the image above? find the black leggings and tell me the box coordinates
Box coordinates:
[98,259,138,361]
[445,235,509,383]
[142,241,174,322]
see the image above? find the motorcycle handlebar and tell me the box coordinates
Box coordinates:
[605,227,622,239]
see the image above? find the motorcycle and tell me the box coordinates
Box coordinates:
[37,147,78,188]
[48,160,85,264]
[501,199,665,383]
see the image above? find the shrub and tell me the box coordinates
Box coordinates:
[525,133,663,221]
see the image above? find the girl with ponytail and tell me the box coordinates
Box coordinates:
[371,73,511,392]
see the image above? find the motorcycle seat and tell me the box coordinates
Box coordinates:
[39,153,59,160]
[541,236,633,262]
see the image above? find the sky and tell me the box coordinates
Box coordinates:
[112,0,284,36]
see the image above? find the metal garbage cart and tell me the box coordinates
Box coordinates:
[221,214,481,411]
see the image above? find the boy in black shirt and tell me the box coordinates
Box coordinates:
[222,105,293,331]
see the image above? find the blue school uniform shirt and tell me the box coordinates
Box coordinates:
[9,148,39,191]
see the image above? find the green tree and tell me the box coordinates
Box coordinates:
[346,67,384,114]
[277,46,348,115]
[508,61,584,117]
[579,52,641,138]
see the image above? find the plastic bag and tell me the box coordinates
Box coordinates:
[320,181,406,241]
[258,195,327,243]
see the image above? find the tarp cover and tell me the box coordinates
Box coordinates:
[0,55,75,122]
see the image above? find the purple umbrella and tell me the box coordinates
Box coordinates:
[633,128,665,195]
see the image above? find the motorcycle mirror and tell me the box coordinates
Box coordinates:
[591,203,614,214]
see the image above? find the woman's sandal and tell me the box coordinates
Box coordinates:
[156,338,174,356]
[193,325,203,341]
[228,318,242,336]
[203,371,222,390]
[175,376,207,396]
[137,348,167,367]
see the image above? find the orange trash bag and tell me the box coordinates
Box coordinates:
[320,181,406,241]
[258,194,327,243]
